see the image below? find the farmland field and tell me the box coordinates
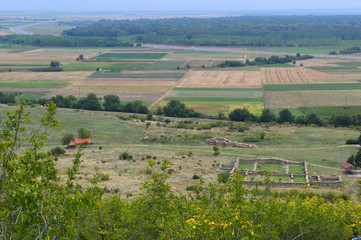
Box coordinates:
[0,79,69,88]
[109,61,185,71]
[0,48,101,64]
[263,83,361,91]
[0,71,91,82]
[94,53,168,59]
[62,62,117,71]
[178,71,262,88]
[265,90,361,109]
[88,72,185,78]
[260,67,349,84]
[166,89,263,101]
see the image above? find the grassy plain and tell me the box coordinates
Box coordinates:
[3,106,355,195]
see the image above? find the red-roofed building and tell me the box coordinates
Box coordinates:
[341,162,356,174]
[68,138,91,148]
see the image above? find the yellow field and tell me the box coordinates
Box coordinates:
[178,70,261,88]
[0,71,92,82]
[265,90,361,108]
[260,67,351,84]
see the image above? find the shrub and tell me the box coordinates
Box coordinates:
[145,168,153,175]
[61,133,75,145]
[213,146,220,156]
[51,147,65,157]
[119,152,133,160]
[100,172,110,181]
[346,139,359,145]
[186,185,203,193]
[217,172,231,183]
[77,128,91,139]
[192,174,200,180]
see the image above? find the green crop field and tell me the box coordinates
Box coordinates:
[264,83,361,91]
[110,61,185,71]
[308,66,361,74]
[168,89,263,99]
[88,72,186,78]
[0,79,69,88]
[62,62,116,71]
[94,53,167,59]
[334,62,361,68]
[297,105,361,121]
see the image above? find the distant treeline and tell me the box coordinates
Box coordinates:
[0,35,134,47]
[218,54,313,67]
[63,15,361,47]
[229,108,361,128]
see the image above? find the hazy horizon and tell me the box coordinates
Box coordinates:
[2,0,361,13]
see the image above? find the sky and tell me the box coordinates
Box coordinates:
[2,0,361,12]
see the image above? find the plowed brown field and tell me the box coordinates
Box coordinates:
[260,67,348,84]
[178,71,261,88]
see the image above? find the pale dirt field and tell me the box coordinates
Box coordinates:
[55,145,221,197]
[296,58,347,67]
[65,80,177,93]
[178,70,262,88]
[64,84,172,93]
[0,48,100,64]
[45,91,163,101]
[265,90,361,108]
[260,67,353,84]
[0,71,92,82]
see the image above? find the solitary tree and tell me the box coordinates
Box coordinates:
[78,127,91,139]
[62,132,75,145]
[50,60,60,67]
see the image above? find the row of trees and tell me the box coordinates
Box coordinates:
[218,54,313,67]
[63,15,361,47]
[228,108,361,127]
[2,104,361,238]
[155,100,203,118]
[0,35,135,47]
[229,108,324,125]
[38,93,149,114]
